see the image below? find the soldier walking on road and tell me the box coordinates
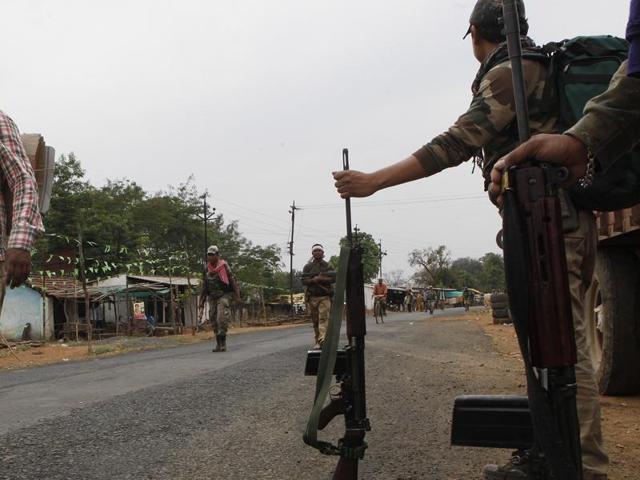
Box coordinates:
[302,244,335,349]
[199,245,241,353]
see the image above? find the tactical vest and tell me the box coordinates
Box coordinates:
[205,267,233,299]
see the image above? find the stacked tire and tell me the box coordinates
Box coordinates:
[490,292,511,324]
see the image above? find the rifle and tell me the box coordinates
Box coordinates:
[303,148,370,479]
[298,271,338,280]
[451,2,583,479]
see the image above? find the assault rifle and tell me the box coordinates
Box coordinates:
[451,2,583,479]
[298,271,337,280]
[303,148,370,479]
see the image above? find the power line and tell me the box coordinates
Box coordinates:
[298,193,486,210]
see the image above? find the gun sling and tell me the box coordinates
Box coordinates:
[303,246,350,456]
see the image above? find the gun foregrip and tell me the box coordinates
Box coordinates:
[318,397,345,430]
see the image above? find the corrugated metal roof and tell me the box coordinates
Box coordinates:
[127,275,196,286]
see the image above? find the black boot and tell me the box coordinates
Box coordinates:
[220,335,227,352]
[212,335,222,352]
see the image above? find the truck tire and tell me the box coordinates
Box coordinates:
[587,247,640,395]
[492,307,509,318]
[491,293,508,304]
[490,301,508,310]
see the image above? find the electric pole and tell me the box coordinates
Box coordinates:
[197,192,216,264]
[378,238,387,279]
[288,201,298,319]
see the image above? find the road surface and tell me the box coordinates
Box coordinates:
[0,308,520,479]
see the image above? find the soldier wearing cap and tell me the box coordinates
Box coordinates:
[302,244,335,348]
[333,1,608,478]
[199,245,241,352]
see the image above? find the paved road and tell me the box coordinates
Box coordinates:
[0,308,519,479]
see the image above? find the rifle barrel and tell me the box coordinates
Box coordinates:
[343,148,353,245]
[503,0,530,143]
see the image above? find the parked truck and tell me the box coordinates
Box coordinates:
[586,207,640,395]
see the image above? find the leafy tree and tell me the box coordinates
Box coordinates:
[408,245,452,287]
[331,231,381,283]
[479,252,506,292]
[40,154,286,287]
[451,257,483,289]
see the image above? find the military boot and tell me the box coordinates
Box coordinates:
[219,335,227,352]
[483,450,547,480]
[212,335,223,352]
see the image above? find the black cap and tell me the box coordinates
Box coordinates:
[463,0,528,41]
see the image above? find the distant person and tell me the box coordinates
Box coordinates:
[0,111,44,320]
[199,245,241,352]
[403,289,413,313]
[372,277,388,316]
[302,244,335,349]
[415,291,425,312]
[332,1,609,477]
[463,287,473,311]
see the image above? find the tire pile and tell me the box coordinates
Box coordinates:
[490,292,511,324]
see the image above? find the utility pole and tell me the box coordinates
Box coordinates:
[197,192,217,261]
[378,238,387,279]
[288,201,298,319]
[197,192,216,323]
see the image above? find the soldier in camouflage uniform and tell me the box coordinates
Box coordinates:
[199,245,241,353]
[333,1,609,478]
[302,244,335,349]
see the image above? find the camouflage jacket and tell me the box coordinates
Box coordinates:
[567,61,640,173]
[201,262,236,300]
[413,40,559,186]
[303,259,334,298]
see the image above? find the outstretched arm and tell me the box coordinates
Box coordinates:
[333,155,426,198]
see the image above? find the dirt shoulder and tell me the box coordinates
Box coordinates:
[459,309,640,480]
[0,321,305,371]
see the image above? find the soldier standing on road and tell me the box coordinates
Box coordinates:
[0,111,44,318]
[302,244,335,349]
[199,245,241,353]
[463,287,473,311]
[332,1,609,478]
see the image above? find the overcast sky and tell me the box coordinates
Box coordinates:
[1,0,628,277]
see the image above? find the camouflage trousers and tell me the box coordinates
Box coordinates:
[307,295,331,346]
[208,294,231,336]
[565,210,608,477]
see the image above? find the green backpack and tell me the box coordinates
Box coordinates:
[544,36,640,211]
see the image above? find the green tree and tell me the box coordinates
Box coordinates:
[341,231,381,283]
[408,245,452,287]
[40,154,286,286]
[479,252,506,292]
[451,257,483,289]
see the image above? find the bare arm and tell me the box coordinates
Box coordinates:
[333,155,426,198]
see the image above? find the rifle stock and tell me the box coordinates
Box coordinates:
[333,457,358,480]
